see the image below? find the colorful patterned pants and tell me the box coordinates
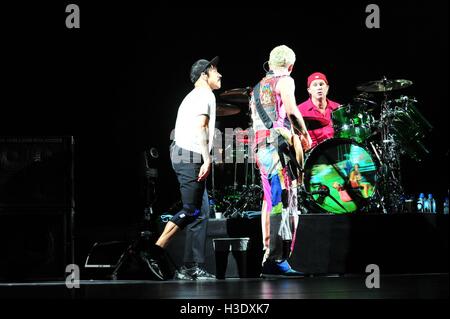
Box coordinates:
[255,142,299,264]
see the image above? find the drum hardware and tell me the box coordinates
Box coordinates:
[234,129,257,190]
[231,147,250,191]
[219,87,252,104]
[351,76,433,213]
[222,139,261,218]
[299,184,348,213]
[381,95,432,161]
[375,77,408,212]
[211,147,217,202]
[368,141,382,164]
[356,78,413,93]
[222,184,262,218]
[353,92,378,111]
[216,103,241,117]
[211,87,263,218]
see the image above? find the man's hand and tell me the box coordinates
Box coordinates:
[300,131,313,151]
[197,160,211,181]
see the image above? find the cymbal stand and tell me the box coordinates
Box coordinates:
[251,148,256,186]
[245,91,258,189]
[378,80,404,213]
[242,141,257,189]
[211,146,216,196]
[233,155,238,191]
[244,145,249,187]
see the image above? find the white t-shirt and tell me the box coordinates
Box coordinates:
[174,87,216,154]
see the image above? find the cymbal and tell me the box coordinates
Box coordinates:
[220,88,251,104]
[216,103,241,116]
[303,116,330,130]
[356,79,413,93]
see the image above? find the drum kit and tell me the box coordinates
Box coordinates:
[211,88,262,217]
[211,77,432,216]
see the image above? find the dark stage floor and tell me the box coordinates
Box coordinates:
[0,273,447,299]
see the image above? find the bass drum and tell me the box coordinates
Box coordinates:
[303,138,378,214]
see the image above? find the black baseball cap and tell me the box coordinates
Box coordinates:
[190,56,219,83]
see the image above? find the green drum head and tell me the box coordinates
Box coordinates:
[304,138,377,214]
[332,105,375,143]
[331,105,350,124]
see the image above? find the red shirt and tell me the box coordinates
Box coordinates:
[298,98,340,148]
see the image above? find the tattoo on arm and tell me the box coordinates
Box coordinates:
[198,125,211,163]
[289,114,308,136]
[279,77,308,136]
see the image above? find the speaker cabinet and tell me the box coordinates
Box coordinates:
[0,136,73,208]
[0,208,69,281]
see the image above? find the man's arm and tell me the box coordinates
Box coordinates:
[197,114,212,181]
[278,77,307,134]
[278,77,312,148]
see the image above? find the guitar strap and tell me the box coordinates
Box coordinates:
[252,82,273,130]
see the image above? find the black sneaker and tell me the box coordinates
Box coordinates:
[174,266,195,280]
[187,266,216,280]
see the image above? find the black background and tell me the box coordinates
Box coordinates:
[1,1,448,226]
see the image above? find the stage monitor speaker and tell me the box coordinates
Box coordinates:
[0,208,68,281]
[0,136,73,208]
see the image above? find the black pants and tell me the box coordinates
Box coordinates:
[170,144,210,264]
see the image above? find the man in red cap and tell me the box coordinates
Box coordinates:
[298,72,340,148]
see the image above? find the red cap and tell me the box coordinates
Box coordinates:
[307,72,328,87]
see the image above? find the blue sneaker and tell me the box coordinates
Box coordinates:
[261,260,305,278]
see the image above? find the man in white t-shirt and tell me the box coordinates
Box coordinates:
[147,56,221,281]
